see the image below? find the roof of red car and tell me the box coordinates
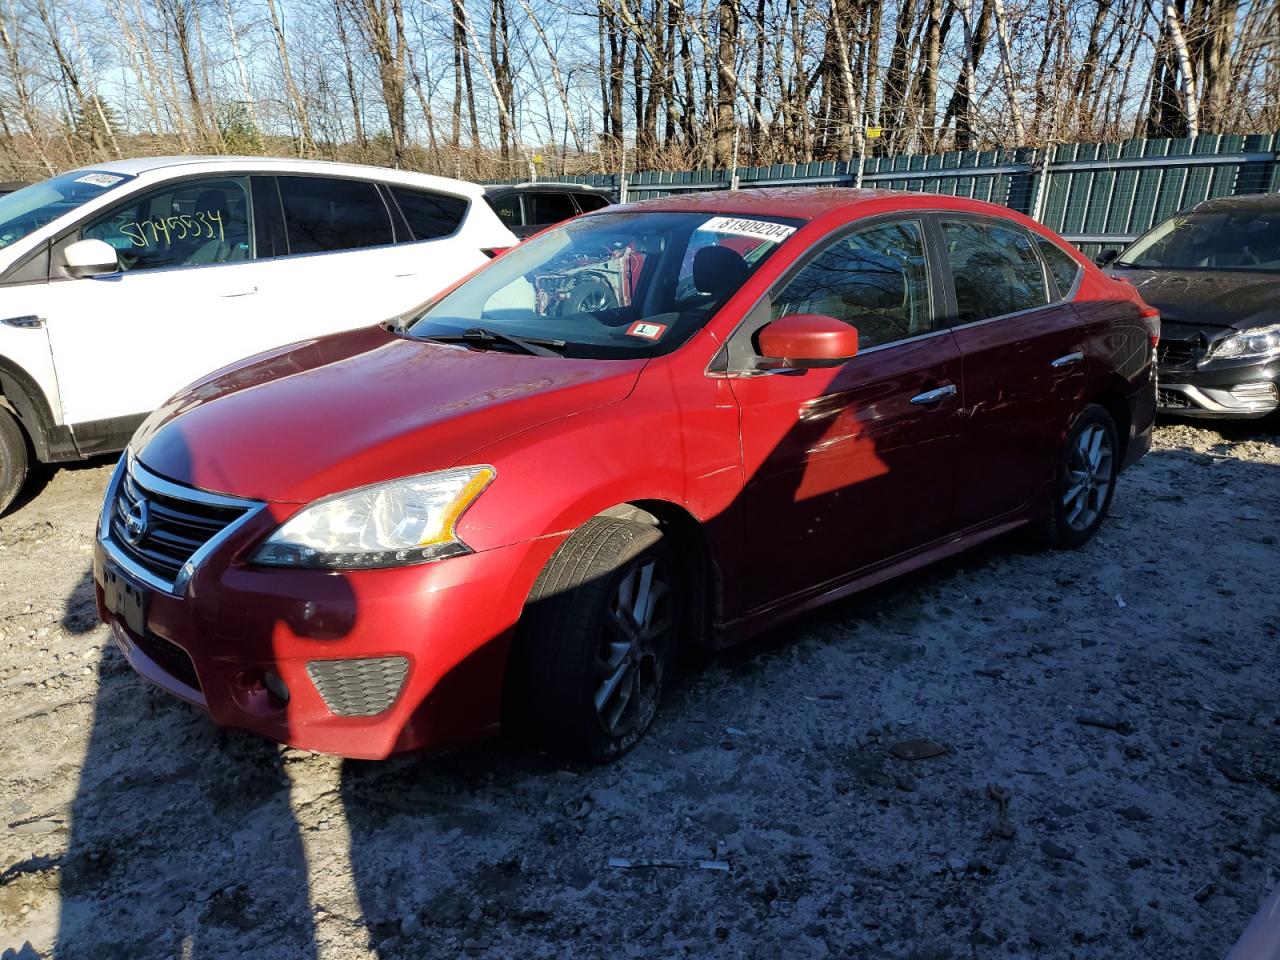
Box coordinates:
[611,187,917,219]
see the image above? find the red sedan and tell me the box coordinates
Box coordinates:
[94,189,1158,761]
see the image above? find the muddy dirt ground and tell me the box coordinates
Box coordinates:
[2,419,1278,960]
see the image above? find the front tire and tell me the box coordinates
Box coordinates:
[1041,404,1118,548]
[506,517,679,762]
[0,406,28,516]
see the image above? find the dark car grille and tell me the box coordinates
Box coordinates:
[133,630,202,691]
[1157,387,1194,409]
[1157,338,1200,368]
[111,464,249,587]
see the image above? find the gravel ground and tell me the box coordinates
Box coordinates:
[1,419,1278,960]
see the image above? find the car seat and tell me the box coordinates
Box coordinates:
[693,245,749,301]
[188,188,249,265]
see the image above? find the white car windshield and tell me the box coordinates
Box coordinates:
[0,170,135,250]
[405,210,803,359]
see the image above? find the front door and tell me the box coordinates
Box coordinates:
[728,217,965,612]
[43,174,277,427]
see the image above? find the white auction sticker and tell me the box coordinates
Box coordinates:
[700,216,796,243]
[74,173,124,188]
[626,321,668,340]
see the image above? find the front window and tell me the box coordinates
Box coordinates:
[81,176,253,271]
[405,211,803,358]
[0,170,135,250]
[1118,209,1280,272]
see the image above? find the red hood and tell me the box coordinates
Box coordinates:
[133,326,645,503]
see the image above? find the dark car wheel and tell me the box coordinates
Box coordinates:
[560,279,616,316]
[1042,403,1118,548]
[0,406,28,516]
[507,516,679,762]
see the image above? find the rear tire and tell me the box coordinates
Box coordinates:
[506,517,679,762]
[1040,404,1118,549]
[0,406,28,516]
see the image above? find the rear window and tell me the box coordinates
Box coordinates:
[575,194,610,213]
[278,176,392,254]
[942,219,1050,322]
[529,192,577,225]
[391,187,467,241]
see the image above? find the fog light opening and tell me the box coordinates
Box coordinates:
[263,671,291,704]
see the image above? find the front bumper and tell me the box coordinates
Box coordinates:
[1156,349,1280,418]
[1157,380,1279,418]
[94,523,561,759]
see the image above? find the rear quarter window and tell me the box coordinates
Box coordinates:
[1035,236,1083,298]
[391,187,468,241]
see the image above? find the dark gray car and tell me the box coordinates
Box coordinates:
[483,182,612,239]
[1102,194,1280,419]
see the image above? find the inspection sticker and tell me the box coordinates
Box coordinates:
[74,173,124,188]
[701,216,796,243]
[626,321,668,340]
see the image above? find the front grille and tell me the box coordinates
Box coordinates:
[1157,338,1199,368]
[133,630,202,691]
[306,657,409,717]
[110,462,249,587]
[1157,387,1194,409]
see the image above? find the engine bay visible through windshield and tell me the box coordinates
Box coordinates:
[405,210,804,358]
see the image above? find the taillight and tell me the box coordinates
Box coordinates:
[481,246,514,259]
[1138,304,1160,347]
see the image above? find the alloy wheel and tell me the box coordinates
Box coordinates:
[1062,423,1113,532]
[594,557,673,739]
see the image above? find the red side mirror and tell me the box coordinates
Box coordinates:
[756,314,859,369]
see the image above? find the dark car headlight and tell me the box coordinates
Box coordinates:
[1205,323,1280,363]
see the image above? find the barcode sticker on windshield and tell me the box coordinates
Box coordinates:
[701,216,796,243]
[74,173,124,188]
[626,321,668,340]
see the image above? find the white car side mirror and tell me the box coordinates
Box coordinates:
[62,238,120,279]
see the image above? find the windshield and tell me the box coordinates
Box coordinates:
[1117,209,1280,272]
[0,170,135,251]
[405,210,803,358]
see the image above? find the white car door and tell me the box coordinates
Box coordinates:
[42,174,281,426]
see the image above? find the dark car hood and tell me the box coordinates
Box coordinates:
[133,326,645,503]
[1111,268,1280,331]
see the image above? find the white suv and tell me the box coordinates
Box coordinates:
[0,156,516,512]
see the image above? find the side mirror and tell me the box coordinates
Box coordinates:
[62,238,119,279]
[1094,248,1120,268]
[756,314,859,370]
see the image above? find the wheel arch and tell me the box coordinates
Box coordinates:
[0,354,72,462]
[595,499,722,648]
[1086,384,1132,465]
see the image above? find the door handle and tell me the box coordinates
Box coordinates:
[220,287,258,298]
[1051,351,1084,368]
[0,315,44,328]
[909,383,957,405]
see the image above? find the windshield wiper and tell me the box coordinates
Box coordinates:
[424,327,567,357]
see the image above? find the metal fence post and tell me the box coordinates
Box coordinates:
[1030,146,1052,223]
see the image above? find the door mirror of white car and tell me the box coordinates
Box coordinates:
[62,239,120,279]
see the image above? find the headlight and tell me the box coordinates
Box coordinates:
[1206,323,1280,363]
[252,466,495,569]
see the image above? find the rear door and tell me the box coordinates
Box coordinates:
[938,215,1088,528]
[728,216,964,610]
